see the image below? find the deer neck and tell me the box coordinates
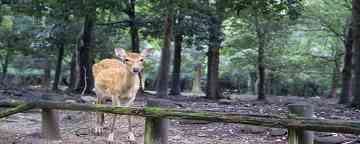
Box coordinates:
[127,70,141,90]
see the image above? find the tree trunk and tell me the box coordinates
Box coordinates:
[329,61,340,98]
[351,0,360,107]
[255,18,266,101]
[206,15,222,99]
[340,25,353,104]
[247,72,256,94]
[52,43,65,91]
[43,59,51,87]
[69,48,78,90]
[77,14,95,94]
[1,50,10,79]
[128,0,140,53]
[169,32,183,96]
[156,15,173,98]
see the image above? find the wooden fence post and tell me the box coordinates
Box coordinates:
[144,100,168,144]
[41,108,61,140]
[288,102,314,144]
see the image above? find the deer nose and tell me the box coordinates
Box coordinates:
[133,68,140,73]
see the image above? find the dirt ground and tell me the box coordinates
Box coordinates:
[0,87,359,144]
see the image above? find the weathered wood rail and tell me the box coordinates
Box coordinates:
[0,100,359,144]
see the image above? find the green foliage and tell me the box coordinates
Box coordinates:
[0,0,351,97]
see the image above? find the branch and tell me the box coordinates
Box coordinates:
[0,102,34,118]
[96,20,130,27]
[1,100,360,134]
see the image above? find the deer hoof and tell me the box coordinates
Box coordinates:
[107,132,115,142]
[94,126,104,136]
[128,132,136,143]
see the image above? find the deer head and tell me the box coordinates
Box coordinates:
[114,48,152,74]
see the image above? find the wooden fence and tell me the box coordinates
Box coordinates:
[0,100,359,144]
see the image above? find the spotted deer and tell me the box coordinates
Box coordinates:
[92,48,152,143]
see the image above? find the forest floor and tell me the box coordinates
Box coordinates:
[0,86,360,144]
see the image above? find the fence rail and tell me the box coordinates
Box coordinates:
[0,100,359,144]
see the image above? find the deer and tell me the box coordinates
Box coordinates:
[92,47,152,143]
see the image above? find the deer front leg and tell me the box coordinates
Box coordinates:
[95,96,105,135]
[107,96,120,143]
[107,114,117,143]
[128,115,136,143]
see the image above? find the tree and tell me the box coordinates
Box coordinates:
[170,11,183,96]
[351,0,360,108]
[156,14,173,98]
[76,6,96,94]
[254,16,266,100]
[128,0,140,52]
[305,0,351,99]
[340,19,353,104]
[206,0,225,99]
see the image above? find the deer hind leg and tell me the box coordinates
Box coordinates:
[95,95,105,135]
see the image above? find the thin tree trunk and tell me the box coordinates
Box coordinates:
[43,59,51,88]
[340,26,353,104]
[206,15,222,99]
[77,14,95,94]
[69,48,78,90]
[248,72,256,94]
[329,61,340,98]
[156,15,173,98]
[257,35,266,100]
[1,50,10,79]
[351,0,360,107]
[52,43,65,91]
[170,32,183,96]
[128,0,140,53]
[255,17,266,101]
[70,26,84,90]
[128,0,143,93]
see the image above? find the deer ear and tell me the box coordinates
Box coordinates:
[141,48,153,57]
[114,48,127,59]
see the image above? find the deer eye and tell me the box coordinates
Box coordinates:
[139,59,144,62]
[124,59,129,62]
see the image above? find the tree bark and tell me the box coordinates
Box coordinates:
[255,18,266,101]
[77,14,95,94]
[248,72,256,94]
[128,0,140,53]
[351,0,360,107]
[206,15,222,99]
[329,60,340,98]
[340,25,353,104]
[170,32,183,96]
[69,48,78,90]
[52,43,65,91]
[42,59,51,87]
[156,15,173,98]
[1,50,10,79]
